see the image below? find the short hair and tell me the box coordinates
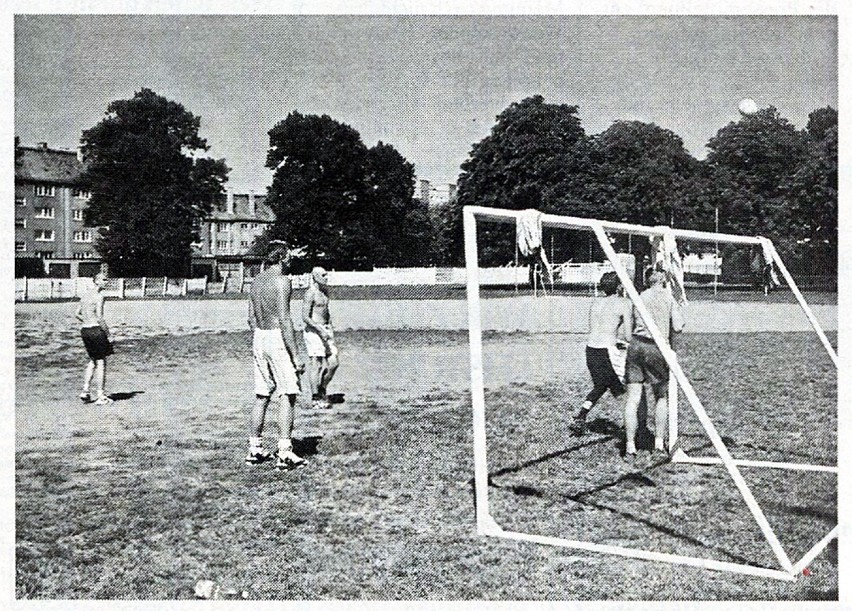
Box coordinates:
[648,270,665,286]
[265,241,290,265]
[598,271,620,296]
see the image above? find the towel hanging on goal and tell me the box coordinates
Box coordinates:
[650,228,688,305]
[757,236,781,288]
[516,209,552,283]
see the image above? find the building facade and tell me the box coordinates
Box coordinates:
[14,143,100,277]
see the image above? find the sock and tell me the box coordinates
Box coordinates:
[249,436,263,450]
[278,438,292,453]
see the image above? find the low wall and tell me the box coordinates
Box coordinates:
[15,297,837,335]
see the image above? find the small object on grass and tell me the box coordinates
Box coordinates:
[194,579,219,599]
[803,567,812,576]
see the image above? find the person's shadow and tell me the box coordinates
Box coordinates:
[293,435,323,457]
[107,391,145,402]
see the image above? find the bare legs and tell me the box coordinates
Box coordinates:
[251,393,298,449]
[624,383,668,455]
[309,353,339,406]
[82,358,107,400]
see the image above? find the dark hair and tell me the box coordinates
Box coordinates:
[598,271,620,296]
[264,240,290,265]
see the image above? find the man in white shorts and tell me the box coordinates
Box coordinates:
[246,244,306,470]
[302,266,339,409]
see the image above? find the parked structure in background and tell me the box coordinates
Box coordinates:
[191,190,275,281]
[14,142,101,278]
[417,179,456,208]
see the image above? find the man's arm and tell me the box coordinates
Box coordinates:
[670,298,685,335]
[96,293,110,337]
[247,295,257,331]
[74,299,83,323]
[277,277,303,370]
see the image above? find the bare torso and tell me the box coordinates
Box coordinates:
[77,290,103,329]
[304,285,331,327]
[250,268,290,330]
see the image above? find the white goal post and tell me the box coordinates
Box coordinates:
[463,205,838,581]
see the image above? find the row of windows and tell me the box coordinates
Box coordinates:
[215,222,263,232]
[14,207,86,221]
[13,245,96,259]
[20,187,91,199]
[17,229,92,242]
[215,240,251,251]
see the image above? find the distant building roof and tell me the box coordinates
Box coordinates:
[15,144,85,185]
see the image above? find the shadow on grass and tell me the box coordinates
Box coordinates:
[293,435,323,457]
[108,390,145,402]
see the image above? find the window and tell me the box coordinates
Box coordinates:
[35,251,54,259]
[241,223,249,230]
[72,209,84,221]
[34,229,54,241]
[216,240,229,252]
[16,197,26,207]
[35,207,55,219]
[15,218,26,229]
[73,230,92,243]
[72,189,91,200]
[217,222,230,232]
[34,185,55,197]
[73,252,95,259]
[240,241,249,249]
[15,242,26,252]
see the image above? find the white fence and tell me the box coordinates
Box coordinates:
[15,262,636,301]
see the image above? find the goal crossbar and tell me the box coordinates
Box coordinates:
[463,206,837,581]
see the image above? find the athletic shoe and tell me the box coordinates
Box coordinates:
[244,448,272,465]
[275,450,306,471]
[79,391,91,403]
[93,395,113,405]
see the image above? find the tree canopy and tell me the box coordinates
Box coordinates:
[80,88,229,276]
[264,111,426,269]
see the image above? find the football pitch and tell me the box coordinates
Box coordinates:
[15,303,837,600]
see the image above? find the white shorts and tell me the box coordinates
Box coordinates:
[303,326,338,359]
[253,329,300,397]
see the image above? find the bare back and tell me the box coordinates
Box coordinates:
[250,268,291,330]
[77,289,104,329]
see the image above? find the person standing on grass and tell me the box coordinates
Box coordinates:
[623,270,685,461]
[302,266,339,409]
[76,272,113,405]
[246,244,307,471]
[571,271,631,436]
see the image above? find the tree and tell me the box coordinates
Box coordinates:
[80,89,229,277]
[704,106,807,240]
[265,112,425,269]
[786,107,838,276]
[444,95,592,265]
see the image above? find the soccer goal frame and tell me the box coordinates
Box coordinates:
[463,205,838,581]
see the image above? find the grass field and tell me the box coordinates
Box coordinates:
[15,317,837,599]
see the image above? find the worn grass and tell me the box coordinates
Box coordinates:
[15,330,837,600]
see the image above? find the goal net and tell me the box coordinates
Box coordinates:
[463,206,837,581]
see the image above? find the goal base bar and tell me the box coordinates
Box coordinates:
[484,528,796,581]
[670,453,838,474]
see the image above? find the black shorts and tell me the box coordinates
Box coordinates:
[625,336,668,396]
[586,346,625,398]
[81,326,113,360]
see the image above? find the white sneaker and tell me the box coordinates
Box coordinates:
[93,395,113,405]
[275,449,306,471]
[244,448,272,465]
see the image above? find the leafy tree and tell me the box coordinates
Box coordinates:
[786,107,837,275]
[80,88,229,276]
[704,106,807,240]
[444,95,592,265]
[265,112,424,269]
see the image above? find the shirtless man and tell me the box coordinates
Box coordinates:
[302,266,339,409]
[75,272,113,405]
[246,245,306,470]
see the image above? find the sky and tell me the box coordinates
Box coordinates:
[14,14,838,193]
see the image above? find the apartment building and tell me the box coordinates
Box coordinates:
[14,143,100,277]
